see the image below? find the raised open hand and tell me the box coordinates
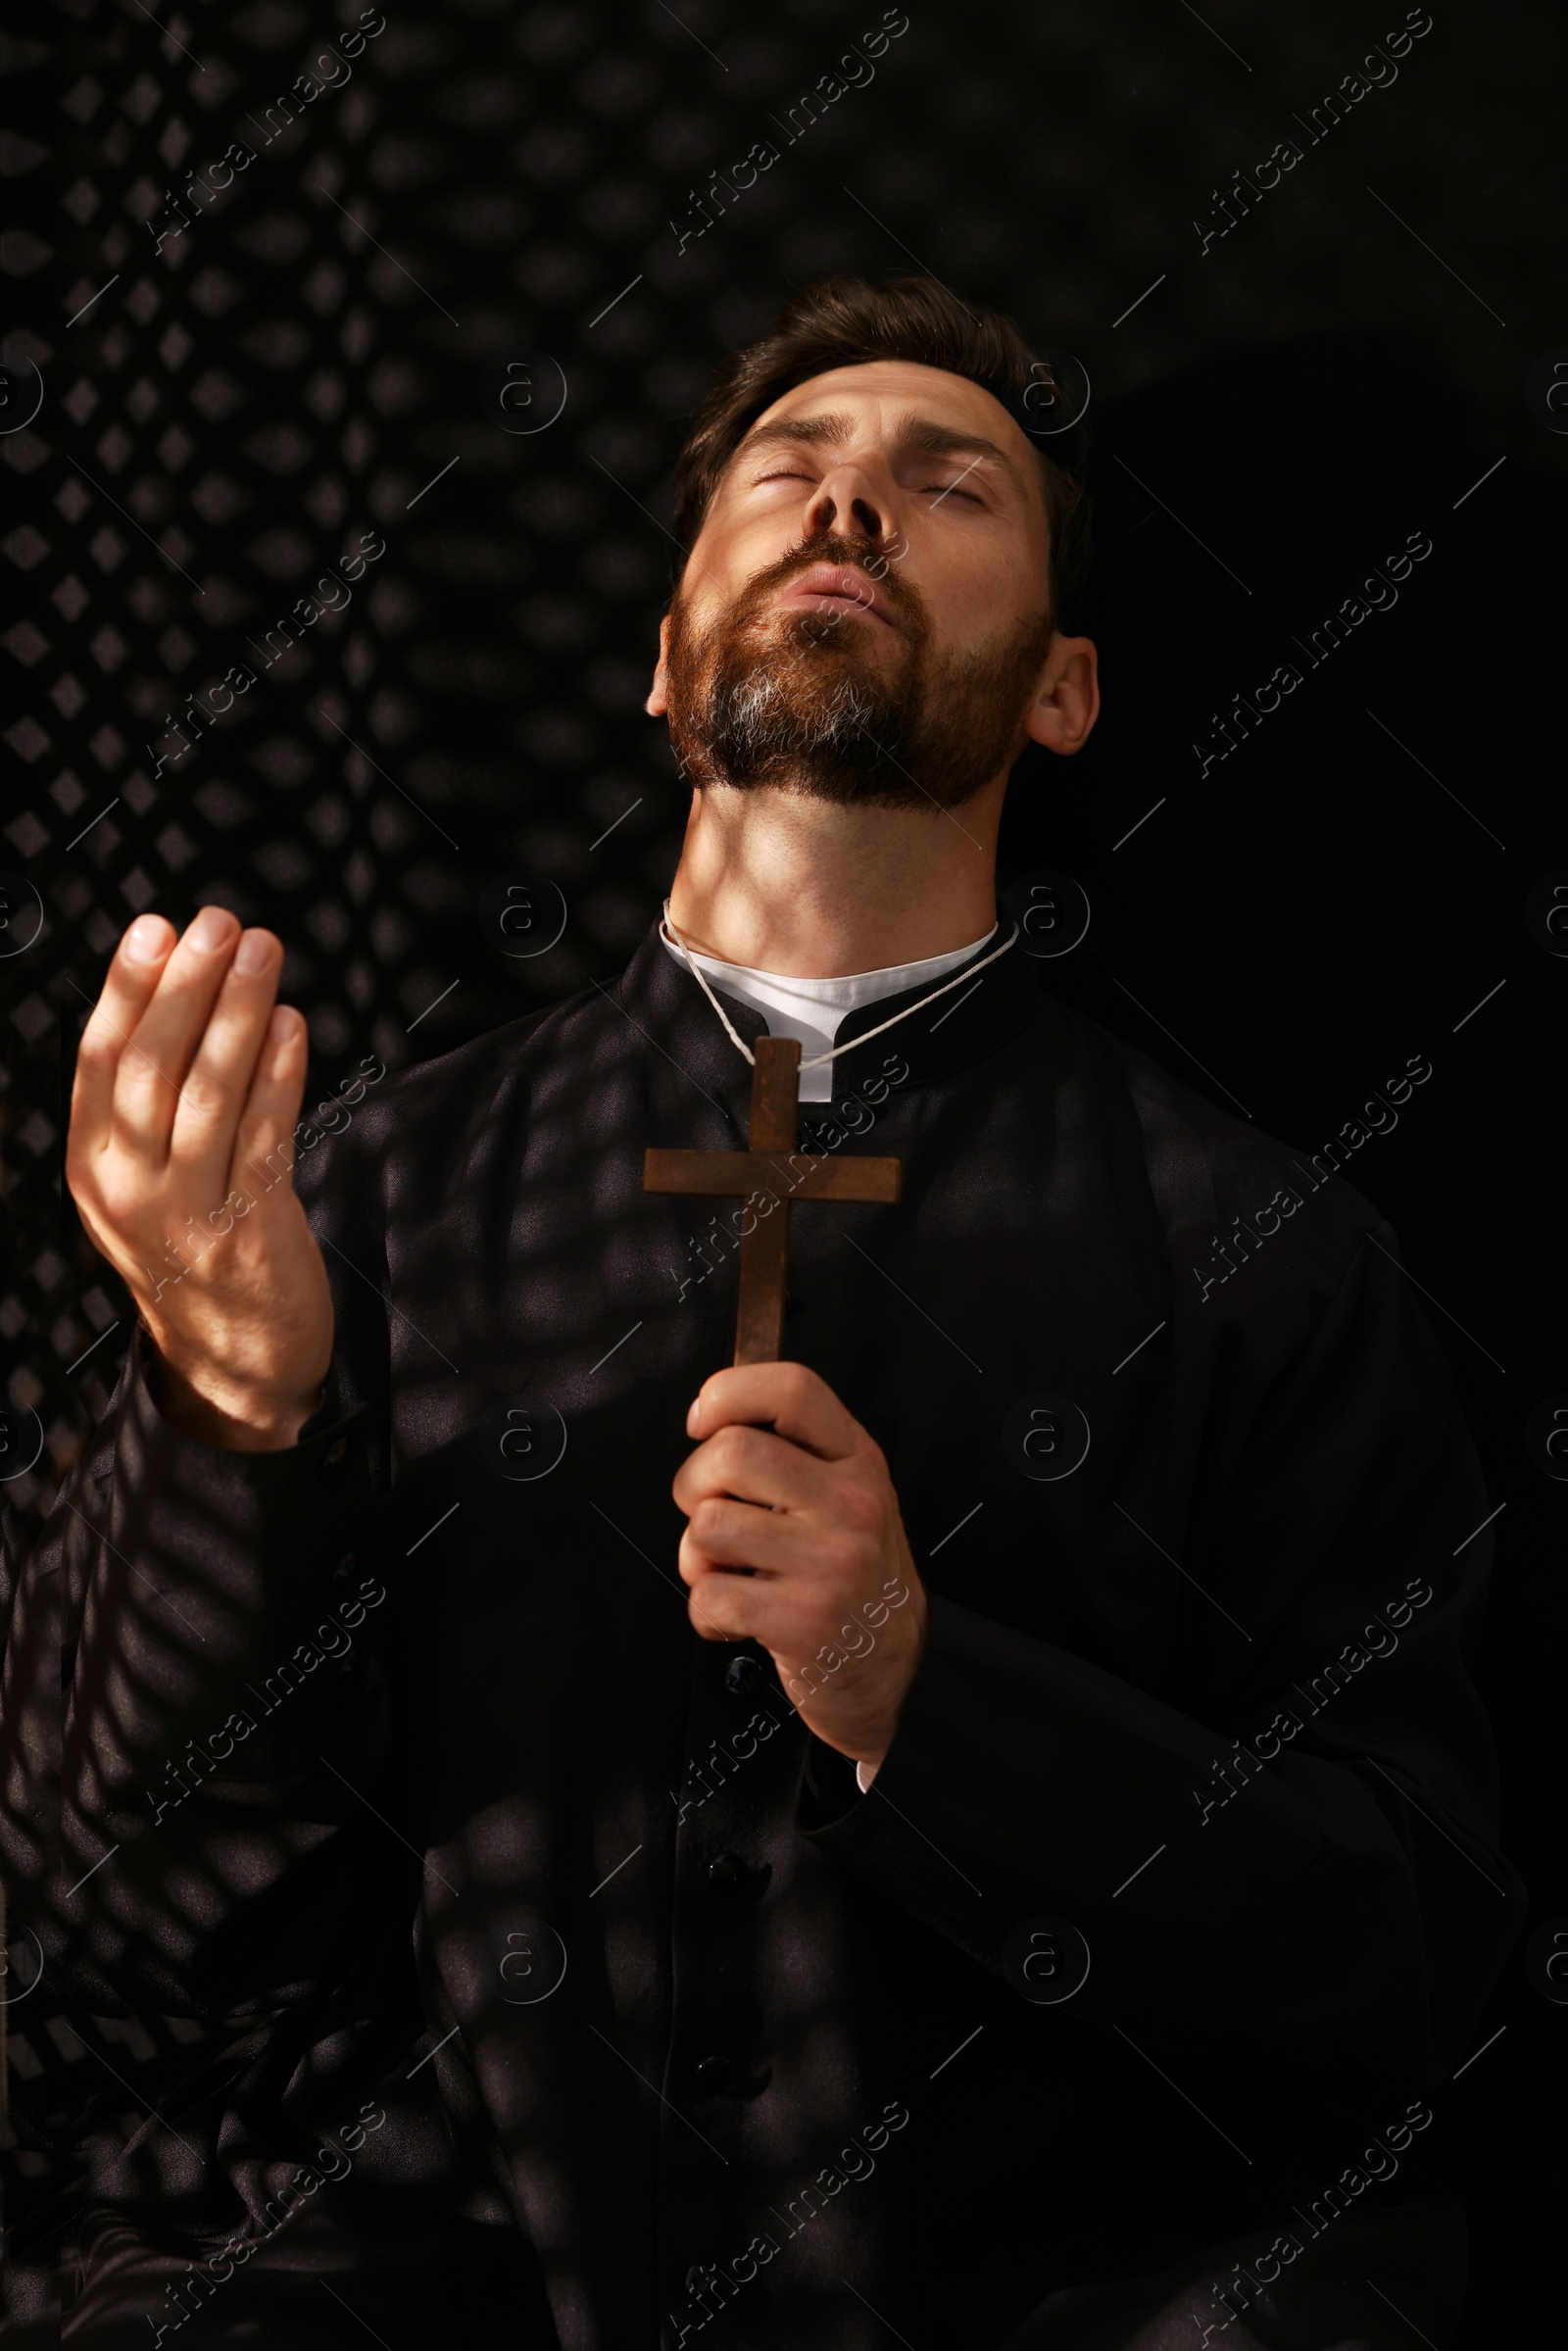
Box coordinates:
[66,907,334,1449]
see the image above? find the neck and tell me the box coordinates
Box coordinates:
[665,780,1004,977]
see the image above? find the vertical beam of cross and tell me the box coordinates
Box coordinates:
[642,1037,902,1364]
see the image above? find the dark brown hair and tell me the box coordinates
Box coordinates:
[670,274,1091,625]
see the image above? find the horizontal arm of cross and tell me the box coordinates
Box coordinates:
[642,1148,901,1204]
[640,1038,902,1364]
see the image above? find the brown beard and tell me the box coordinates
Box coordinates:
[662,531,1054,812]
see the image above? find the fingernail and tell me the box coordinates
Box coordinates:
[233,929,272,977]
[124,914,169,964]
[188,906,234,954]
[269,1004,302,1045]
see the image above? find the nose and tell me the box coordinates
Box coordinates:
[804,463,890,550]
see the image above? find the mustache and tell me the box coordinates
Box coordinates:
[728,532,919,632]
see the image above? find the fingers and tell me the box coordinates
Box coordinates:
[680,1496,811,1579]
[169,928,283,1187]
[680,1565,765,1645]
[71,913,176,1142]
[679,1568,752,1645]
[671,1422,820,1518]
[686,1361,858,1458]
[111,906,241,1161]
[677,1535,880,1651]
[229,1004,310,1200]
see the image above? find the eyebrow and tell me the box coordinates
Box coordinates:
[731,412,1029,497]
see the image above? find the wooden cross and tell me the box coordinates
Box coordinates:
[643,1036,902,1364]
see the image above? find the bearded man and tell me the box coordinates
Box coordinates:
[3,277,1521,2350]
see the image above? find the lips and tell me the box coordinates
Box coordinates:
[773,563,897,628]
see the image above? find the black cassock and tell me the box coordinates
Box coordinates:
[2,916,1525,2350]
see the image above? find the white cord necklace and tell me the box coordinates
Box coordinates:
[661,899,1021,1074]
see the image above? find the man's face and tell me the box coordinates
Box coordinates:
[649,360,1066,812]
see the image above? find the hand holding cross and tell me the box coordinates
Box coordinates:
[649,1036,924,1779]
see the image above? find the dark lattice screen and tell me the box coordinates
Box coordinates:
[3,0,1565,2332]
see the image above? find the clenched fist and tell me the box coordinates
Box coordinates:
[673,1363,930,1780]
[66,907,333,1450]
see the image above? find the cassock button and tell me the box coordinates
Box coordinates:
[723,1653,760,1696]
[321,1437,349,1470]
[332,1552,356,1580]
[693,2053,732,2094]
[709,1852,770,1900]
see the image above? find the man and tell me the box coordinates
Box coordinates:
[3,277,1522,2349]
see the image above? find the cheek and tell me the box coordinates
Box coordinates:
[924,552,1046,666]
[677,536,760,639]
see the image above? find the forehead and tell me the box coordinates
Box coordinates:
[740,359,1046,509]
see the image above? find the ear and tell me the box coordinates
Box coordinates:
[646,612,672,716]
[1022,632,1101,757]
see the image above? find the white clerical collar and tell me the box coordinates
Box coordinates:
[661,922,999,1102]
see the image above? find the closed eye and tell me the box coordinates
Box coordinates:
[751,466,986,505]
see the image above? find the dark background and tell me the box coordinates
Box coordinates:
[3,0,1564,2335]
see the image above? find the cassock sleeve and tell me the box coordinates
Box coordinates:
[799,1219,1526,2120]
[0,1113,402,2020]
